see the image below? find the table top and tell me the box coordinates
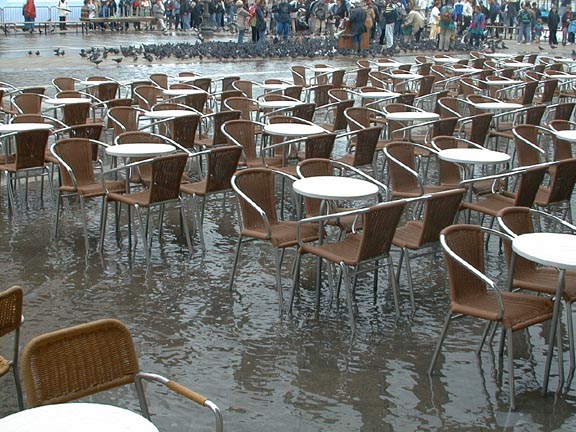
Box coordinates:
[545,73,576,80]
[385,111,440,121]
[293,176,379,200]
[258,100,302,109]
[513,232,576,270]
[438,148,511,165]
[373,61,404,68]
[309,66,337,73]
[260,83,291,90]
[79,80,115,86]
[552,129,576,142]
[433,57,461,63]
[485,52,514,58]
[263,123,326,137]
[472,102,523,111]
[44,98,91,105]
[359,91,401,99]
[484,79,523,86]
[502,62,533,68]
[451,67,484,74]
[143,110,197,118]
[389,73,422,80]
[105,143,176,157]
[555,57,576,63]
[0,123,54,132]
[163,89,206,96]
[0,403,158,432]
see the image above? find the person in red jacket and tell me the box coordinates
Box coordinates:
[22,0,36,32]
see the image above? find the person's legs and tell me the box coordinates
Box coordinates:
[524,23,531,43]
[283,21,290,40]
[386,22,394,48]
[551,26,558,45]
[414,27,422,42]
[238,28,245,42]
[257,29,266,48]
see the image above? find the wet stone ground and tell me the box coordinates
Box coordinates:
[0,32,575,431]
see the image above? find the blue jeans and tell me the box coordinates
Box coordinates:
[518,22,531,43]
[181,13,191,30]
[24,16,35,31]
[257,29,266,49]
[276,21,289,40]
[237,28,245,43]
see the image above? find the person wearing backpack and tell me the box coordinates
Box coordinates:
[517,1,531,44]
[438,1,455,51]
[561,4,573,45]
[469,3,486,47]
[311,0,328,35]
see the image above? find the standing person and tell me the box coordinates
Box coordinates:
[236,0,250,41]
[311,0,328,35]
[561,5,573,45]
[57,0,69,30]
[438,1,455,51]
[152,0,168,33]
[173,0,181,29]
[22,0,36,32]
[404,6,424,42]
[180,0,191,30]
[164,0,174,29]
[428,0,440,42]
[273,0,291,40]
[503,0,517,38]
[249,1,258,42]
[517,2,532,44]
[255,0,267,49]
[349,0,366,52]
[548,4,560,46]
[382,0,397,52]
[334,0,348,29]
[461,0,472,35]
[364,0,375,40]
[469,4,486,47]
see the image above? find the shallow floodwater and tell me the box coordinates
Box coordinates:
[0,32,575,431]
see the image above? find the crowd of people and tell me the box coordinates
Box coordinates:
[20,0,576,51]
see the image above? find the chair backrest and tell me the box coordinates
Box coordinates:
[233,168,278,230]
[551,102,575,122]
[466,112,494,146]
[52,77,76,92]
[182,91,208,113]
[292,103,316,122]
[12,93,43,114]
[190,77,212,92]
[549,119,574,160]
[417,75,435,98]
[222,119,260,163]
[354,200,406,263]
[520,80,539,105]
[148,153,188,204]
[130,80,153,104]
[513,165,548,207]
[284,85,303,100]
[67,123,104,161]
[349,126,381,167]
[221,76,240,92]
[219,90,244,111]
[116,131,165,144]
[430,117,458,141]
[330,99,355,131]
[539,79,558,104]
[108,106,140,136]
[150,73,169,89]
[512,124,546,167]
[204,145,243,193]
[543,158,576,206]
[53,138,97,188]
[96,82,120,101]
[133,85,162,110]
[0,286,23,338]
[523,104,546,126]
[14,129,50,170]
[232,80,254,99]
[441,224,488,305]
[496,206,538,276]
[291,66,306,86]
[56,91,83,99]
[303,133,336,159]
[417,189,466,246]
[20,87,46,95]
[353,67,370,88]
[384,142,422,196]
[345,107,372,131]
[62,102,91,127]
[224,97,258,121]
[437,97,461,118]
[170,114,201,149]
[205,110,242,146]
[21,319,140,407]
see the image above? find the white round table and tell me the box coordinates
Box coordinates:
[260,83,291,91]
[545,73,576,80]
[472,102,523,111]
[389,73,422,80]
[433,57,461,64]
[79,80,115,86]
[450,67,484,74]
[163,89,206,97]
[485,53,514,58]
[309,66,337,73]
[438,148,511,165]
[0,123,54,133]
[263,123,326,137]
[484,79,523,86]
[44,98,91,105]
[293,176,379,200]
[143,110,197,119]
[553,130,576,142]
[385,111,440,122]
[512,232,576,395]
[105,143,176,158]
[258,100,302,110]
[0,403,159,432]
[359,91,401,100]
[502,62,533,68]
[373,61,404,69]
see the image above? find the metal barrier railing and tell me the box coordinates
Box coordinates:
[0,5,83,24]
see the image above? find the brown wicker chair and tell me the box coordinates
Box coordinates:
[99,153,192,265]
[11,93,47,115]
[290,199,407,332]
[21,318,223,431]
[0,285,24,410]
[52,77,79,92]
[0,129,52,213]
[108,106,144,140]
[229,168,320,313]
[336,126,382,175]
[140,113,201,151]
[392,188,466,313]
[133,85,163,111]
[149,72,170,89]
[429,224,554,410]
[456,112,494,147]
[497,206,576,373]
[232,79,256,99]
[548,119,576,161]
[384,142,453,199]
[316,99,354,133]
[195,110,241,149]
[222,119,282,168]
[223,97,260,121]
[533,158,576,222]
[180,145,243,251]
[51,138,125,254]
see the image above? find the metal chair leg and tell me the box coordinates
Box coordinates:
[99,198,109,253]
[341,264,356,334]
[54,193,63,239]
[507,328,515,410]
[289,250,302,315]
[428,312,452,375]
[387,255,401,318]
[404,249,415,314]
[477,321,493,355]
[79,195,90,255]
[228,235,243,291]
[567,302,575,375]
[274,248,285,315]
[179,197,193,255]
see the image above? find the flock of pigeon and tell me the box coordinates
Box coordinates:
[66,35,513,67]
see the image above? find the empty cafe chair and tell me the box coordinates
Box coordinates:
[0,286,24,410]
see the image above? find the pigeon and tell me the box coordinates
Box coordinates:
[551,45,557,49]
[28,50,32,55]
[91,58,103,67]
[572,51,576,60]
[112,57,123,64]
[35,50,40,55]
[54,48,61,56]
[538,46,545,51]
[59,50,65,56]
[572,49,576,55]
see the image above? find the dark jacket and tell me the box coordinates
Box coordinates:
[349,5,366,35]
[273,1,291,23]
[548,10,560,29]
[255,4,266,30]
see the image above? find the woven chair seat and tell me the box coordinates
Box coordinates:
[0,162,44,173]
[108,190,154,208]
[300,234,364,266]
[60,180,125,198]
[513,268,576,303]
[242,221,319,248]
[393,184,450,199]
[0,154,15,164]
[452,290,553,331]
[246,155,283,169]
[0,355,9,376]
[391,221,425,249]
[462,193,516,216]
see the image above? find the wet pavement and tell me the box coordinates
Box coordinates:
[0,31,575,431]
